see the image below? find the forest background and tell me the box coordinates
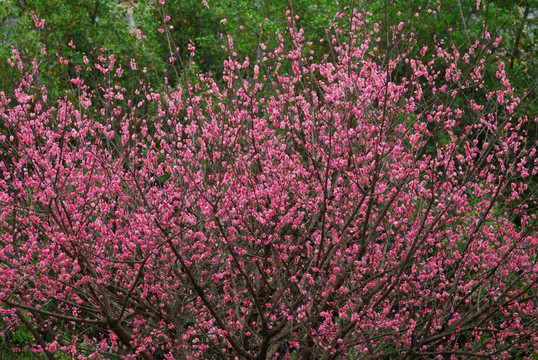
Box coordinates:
[1,0,536,102]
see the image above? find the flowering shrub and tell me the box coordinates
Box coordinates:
[0,2,537,359]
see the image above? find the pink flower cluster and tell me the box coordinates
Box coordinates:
[0,4,536,360]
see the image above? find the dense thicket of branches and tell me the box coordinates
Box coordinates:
[0,1,537,359]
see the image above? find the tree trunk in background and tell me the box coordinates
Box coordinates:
[510,4,530,69]
[118,0,137,31]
